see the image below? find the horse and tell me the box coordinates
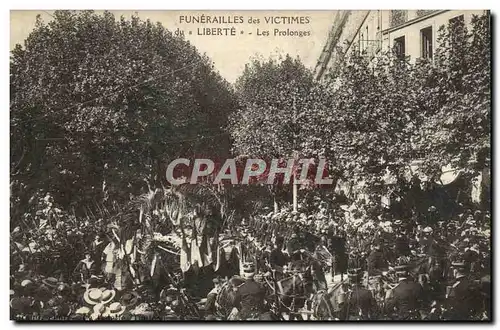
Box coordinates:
[405,255,446,301]
[213,275,278,320]
[214,277,244,319]
[274,263,315,320]
[312,279,349,320]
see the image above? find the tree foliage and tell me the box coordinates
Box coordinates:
[416,14,491,178]
[10,10,237,212]
[319,13,490,201]
[230,14,490,213]
[231,54,316,158]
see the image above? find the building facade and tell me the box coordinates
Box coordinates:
[315,9,490,210]
[314,10,489,81]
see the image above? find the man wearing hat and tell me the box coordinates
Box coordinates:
[446,261,481,320]
[232,263,266,320]
[463,243,480,274]
[343,268,377,320]
[74,250,98,284]
[204,277,222,318]
[385,263,426,320]
[270,236,287,270]
[287,228,303,262]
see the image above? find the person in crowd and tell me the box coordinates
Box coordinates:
[385,263,426,320]
[204,277,222,318]
[343,267,378,320]
[73,250,98,284]
[446,261,482,320]
[367,240,388,276]
[91,233,106,272]
[393,220,411,257]
[269,236,287,270]
[231,263,267,320]
[463,243,480,274]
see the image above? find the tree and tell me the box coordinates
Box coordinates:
[10,10,237,212]
[320,13,491,214]
[230,54,334,211]
[321,48,424,201]
[416,14,491,180]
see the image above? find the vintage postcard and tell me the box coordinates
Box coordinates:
[10,10,491,321]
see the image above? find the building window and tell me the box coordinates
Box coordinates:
[421,26,433,59]
[393,36,405,59]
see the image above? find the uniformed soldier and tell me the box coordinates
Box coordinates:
[287,228,303,262]
[270,236,287,270]
[385,264,425,320]
[343,268,377,320]
[446,261,481,320]
[232,263,267,320]
[463,244,480,274]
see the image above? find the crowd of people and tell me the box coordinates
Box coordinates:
[200,203,491,321]
[10,191,491,321]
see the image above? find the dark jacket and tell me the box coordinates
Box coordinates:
[394,235,411,256]
[367,250,387,275]
[234,279,266,319]
[385,279,425,319]
[463,249,480,273]
[270,248,287,268]
[447,277,481,319]
[345,285,377,319]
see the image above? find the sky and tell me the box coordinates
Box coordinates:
[10,10,337,83]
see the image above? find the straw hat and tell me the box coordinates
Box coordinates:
[103,302,126,318]
[90,303,107,320]
[83,288,116,305]
[42,277,59,288]
[75,306,91,315]
[102,289,116,303]
[423,227,433,233]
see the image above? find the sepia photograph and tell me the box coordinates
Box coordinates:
[9,9,491,322]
